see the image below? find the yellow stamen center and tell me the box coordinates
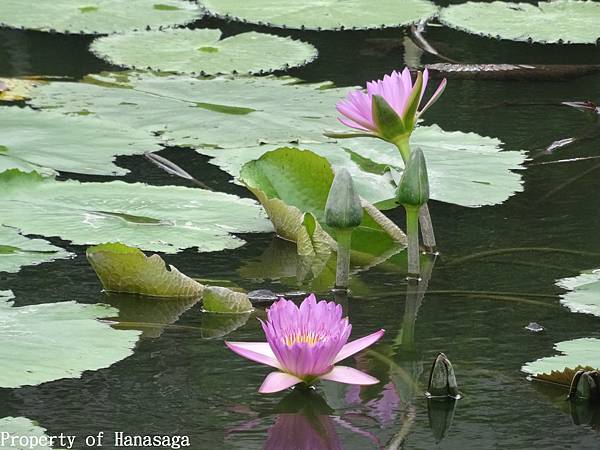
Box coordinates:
[283,332,324,347]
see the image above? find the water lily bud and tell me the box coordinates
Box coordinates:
[325,168,363,230]
[395,148,430,208]
[371,94,407,141]
[427,353,460,399]
[569,370,600,402]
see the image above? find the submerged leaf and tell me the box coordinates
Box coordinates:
[0,225,71,274]
[522,338,600,386]
[439,1,600,44]
[0,294,139,388]
[91,28,317,75]
[201,0,437,31]
[0,0,202,34]
[202,286,253,314]
[0,169,271,254]
[87,243,204,298]
[556,269,600,317]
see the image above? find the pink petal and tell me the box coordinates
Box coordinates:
[259,372,303,393]
[333,329,385,364]
[419,78,447,115]
[225,341,282,370]
[320,366,379,385]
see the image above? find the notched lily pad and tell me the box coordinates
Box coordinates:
[201,0,438,31]
[556,269,600,317]
[91,28,318,75]
[0,0,203,35]
[0,417,55,450]
[0,225,72,274]
[0,293,140,388]
[439,0,600,44]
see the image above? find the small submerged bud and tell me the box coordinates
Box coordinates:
[395,148,430,208]
[427,397,458,442]
[325,168,363,230]
[427,353,460,399]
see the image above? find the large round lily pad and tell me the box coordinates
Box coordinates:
[0,0,202,35]
[0,106,161,176]
[0,292,140,388]
[0,417,54,450]
[201,0,438,31]
[90,29,318,75]
[556,269,600,317]
[0,225,72,274]
[439,1,600,44]
[0,170,271,254]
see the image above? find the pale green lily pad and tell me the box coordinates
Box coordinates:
[203,126,526,208]
[29,72,345,148]
[90,29,318,75]
[0,226,72,274]
[522,338,600,383]
[202,286,253,314]
[0,106,162,176]
[29,73,525,207]
[0,0,202,35]
[201,0,437,31]
[0,417,54,450]
[439,1,600,44]
[87,243,204,297]
[556,269,600,317]
[0,295,140,388]
[0,170,271,254]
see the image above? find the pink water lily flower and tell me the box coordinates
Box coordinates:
[225,294,384,394]
[336,68,446,137]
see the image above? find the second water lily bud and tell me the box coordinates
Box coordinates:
[395,148,430,209]
[427,353,460,399]
[325,168,363,231]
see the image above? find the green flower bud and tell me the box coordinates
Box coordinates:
[325,168,363,230]
[395,148,430,208]
[427,353,460,399]
[371,95,407,141]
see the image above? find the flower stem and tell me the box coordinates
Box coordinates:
[360,197,407,244]
[335,229,352,290]
[405,206,421,277]
[393,136,437,253]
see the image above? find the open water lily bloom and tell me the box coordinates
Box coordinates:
[225,294,385,394]
[336,68,446,138]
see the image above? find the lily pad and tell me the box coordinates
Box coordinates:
[0,294,140,388]
[202,286,253,314]
[0,225,72,274]
[0,106,162,176]
[556,269,600,317]
[0,0,202,35]
[87,242,204,297]
[0,77,45,101]
[0,170,271,254]
[201,0,438,31]
[0,417,54,450]
[90,29,318,75]
[439,1,600,44]
[522,338,600,385]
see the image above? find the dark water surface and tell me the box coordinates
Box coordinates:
[1,3,600,450]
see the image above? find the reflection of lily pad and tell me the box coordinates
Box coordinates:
[0,417,54,450]
[0,0,202,35]
[439,1,600,44]
[200,312,250,338]
[91,29,318,75]
[0,294,139,388]
[0,106,161,176]
[0,225,72,274]
[87,243,204,297]
[522,338,600,385]
[556,269,600,317]
[201,0,437,31]
[0,170,271,254]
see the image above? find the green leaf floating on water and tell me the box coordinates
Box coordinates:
[0,225,72,274]
[201,0,438,31]
[0,169,271,254]
[202,286,253,314]
[28,72,525,207]
[0,106,162,176]
[0,417,54,450]
[87,243,204,298]
[556,269,600,317]
[439,1,600,44]
[0,0,202,35]
[91,28,318,75]
[522,338,600,386]
[0,292,140,388]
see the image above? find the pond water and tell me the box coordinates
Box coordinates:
[2,5,600,450]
